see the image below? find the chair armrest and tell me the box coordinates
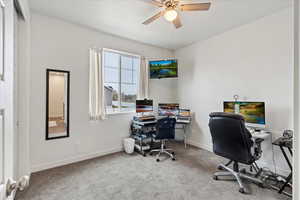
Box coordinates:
[254,138,264,144]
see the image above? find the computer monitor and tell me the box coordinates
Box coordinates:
[223,101,266,128]
[136,99,153,113]
[158,103,179,116]
[178,109,191,117]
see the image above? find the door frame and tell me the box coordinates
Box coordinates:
[0,0,28,199]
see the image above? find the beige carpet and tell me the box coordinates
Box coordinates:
[16,143,290,200]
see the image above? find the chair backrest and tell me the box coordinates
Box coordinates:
[155,117,176,140]
[208,112,254,165]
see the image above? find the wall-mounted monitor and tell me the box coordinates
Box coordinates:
[223,101,265,128]
[136,99,153,113]
[149,59,178,79]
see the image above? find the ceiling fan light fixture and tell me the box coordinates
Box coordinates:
[164,9,178,22]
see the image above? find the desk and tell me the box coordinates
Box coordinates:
[272,137,292,197]
[251,131,270,140]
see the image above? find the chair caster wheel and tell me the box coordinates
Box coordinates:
[217,166,224,170]
[172,158,176,161]
[156,159,160,162]
[213,175,218,180]
[239,188,245,194]
[149,152,153,156]
[171,152,175,155]
[143,154,146,157]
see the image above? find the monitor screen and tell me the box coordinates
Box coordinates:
[223,101,265,126]
[149,59,178,79]
[136,99,153,113]
[178,109,191,117]
[158,103,179,116]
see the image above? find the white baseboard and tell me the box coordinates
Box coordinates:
[31,147,123,173]
[187,140,213,152]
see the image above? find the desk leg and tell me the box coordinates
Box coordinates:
[288,147,292,156]
[278,146,292,194]
[280,146,292,170]
[279,173,292,194]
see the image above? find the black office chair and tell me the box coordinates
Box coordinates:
[150,117,176,162]
[208,112,264,193]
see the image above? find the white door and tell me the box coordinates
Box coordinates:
[0,0,29,199]
[0,0,15,199]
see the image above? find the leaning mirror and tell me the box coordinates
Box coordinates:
[46,69,70,140]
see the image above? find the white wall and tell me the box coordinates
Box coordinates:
[30,13,176,171]
[149,78,178,110]
[175,8,293,174]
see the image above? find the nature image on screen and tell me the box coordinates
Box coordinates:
[223,102,235,113]
[224,102,265,125]
[136,100,153,113]
[158,103,179,116]
[149,59,178,79]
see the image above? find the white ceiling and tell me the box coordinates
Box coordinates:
[28,0,292,50]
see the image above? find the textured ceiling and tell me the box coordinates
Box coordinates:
[29,0,292,50]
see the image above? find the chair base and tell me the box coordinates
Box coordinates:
[213,163,264,194]
[150,140,175,162]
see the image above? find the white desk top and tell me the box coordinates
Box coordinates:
[251,132,271,139]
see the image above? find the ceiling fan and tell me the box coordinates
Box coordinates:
[142,0,211,29]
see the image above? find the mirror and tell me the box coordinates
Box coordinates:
[46,69,70,140]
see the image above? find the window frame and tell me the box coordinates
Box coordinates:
[103,48,140,115]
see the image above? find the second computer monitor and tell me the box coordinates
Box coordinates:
[136,99,153,113]
[158,103,179,116]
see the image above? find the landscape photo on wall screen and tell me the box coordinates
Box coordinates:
[149,59,178,79]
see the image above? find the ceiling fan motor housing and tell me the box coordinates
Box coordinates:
[164,0,179,9]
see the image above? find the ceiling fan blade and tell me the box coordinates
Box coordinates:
[142,11,165,25]
[179,3,211,11]
[173,16,182,29]
[141,0,164,7]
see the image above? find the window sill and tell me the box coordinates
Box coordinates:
[106,111,136,116]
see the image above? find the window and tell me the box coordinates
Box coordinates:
[103,50,140,114]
